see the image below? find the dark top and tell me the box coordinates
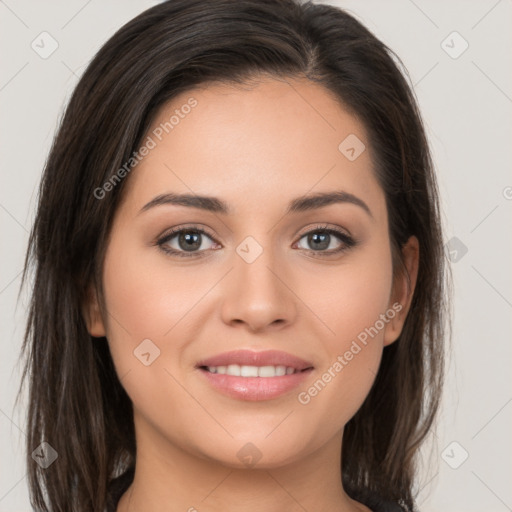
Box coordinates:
[105,468,406,512]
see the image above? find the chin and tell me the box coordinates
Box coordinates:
[193,436,308,471]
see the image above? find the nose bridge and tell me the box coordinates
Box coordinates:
[220,234,296,331]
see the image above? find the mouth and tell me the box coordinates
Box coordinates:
[195,350,314,401]
[199,364,311,377]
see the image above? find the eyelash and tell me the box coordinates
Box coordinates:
[155,224,357,259]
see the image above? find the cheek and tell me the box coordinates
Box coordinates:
[101,232,208,342]
[99,236,206,430]
[294,240,393,419]
[99,232,201,387]
[303,235,394,348]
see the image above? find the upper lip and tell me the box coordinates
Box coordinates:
[196,350,314,371]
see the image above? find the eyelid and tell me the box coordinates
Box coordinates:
[296,222,352,239]
[158,224,218,243]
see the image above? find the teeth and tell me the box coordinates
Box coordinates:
[258,365,276,377]
[205,364,298,377]
[241,365,258,377]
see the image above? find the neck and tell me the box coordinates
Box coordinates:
[117,412,370,512]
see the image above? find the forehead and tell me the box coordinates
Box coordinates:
[119,77,385,220]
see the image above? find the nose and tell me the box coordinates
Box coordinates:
[220,244,297,333]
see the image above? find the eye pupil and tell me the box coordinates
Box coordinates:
[309,232,330,250]
[180,231,201,251]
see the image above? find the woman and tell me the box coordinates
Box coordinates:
[18,0,450,510]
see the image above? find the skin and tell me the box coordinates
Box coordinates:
[84,76,419,512]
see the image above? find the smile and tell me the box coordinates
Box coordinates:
[195,350,314,401]
[203,364,301,377]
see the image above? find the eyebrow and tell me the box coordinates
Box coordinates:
[139,190,373,219]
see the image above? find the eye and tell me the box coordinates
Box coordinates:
[294,224,357,256]
[156,226,220,258]
[155,223,357,259]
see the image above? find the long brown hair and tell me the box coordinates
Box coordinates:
[17,1,451,510]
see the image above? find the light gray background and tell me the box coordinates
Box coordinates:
[1,1,511,510]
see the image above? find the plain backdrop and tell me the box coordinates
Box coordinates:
[1,1,511,511]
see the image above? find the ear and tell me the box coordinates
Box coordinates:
[82,283,107,337]
[383,236,419,346]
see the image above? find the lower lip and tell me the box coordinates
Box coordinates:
[198,368,314,401]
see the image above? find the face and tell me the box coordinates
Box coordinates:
[85,76,418,469]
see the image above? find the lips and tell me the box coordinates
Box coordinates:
[196,349,314,401]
